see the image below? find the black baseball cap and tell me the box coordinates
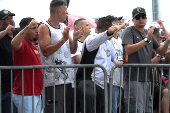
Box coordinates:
[106,15,123,21]
[0,9,15,20]
[132,7,146,18]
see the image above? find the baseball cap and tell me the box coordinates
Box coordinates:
[106,15,123,21]
[0,9,15,20]
[132,7,146,18]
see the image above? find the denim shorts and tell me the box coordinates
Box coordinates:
[12,93,42,113]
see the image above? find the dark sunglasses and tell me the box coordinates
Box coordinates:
[134,14,146,20]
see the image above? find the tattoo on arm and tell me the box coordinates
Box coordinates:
[20,27,29,36]
[0,30,7,39]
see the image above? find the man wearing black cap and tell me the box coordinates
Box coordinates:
[122,7,170,113]
[0,9,19,113]
[106,15,129,113]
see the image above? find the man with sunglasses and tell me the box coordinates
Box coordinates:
[122,7,170,113]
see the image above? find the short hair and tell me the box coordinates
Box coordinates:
[74,18,86,26]
[50,0,67,14]
[19,17,34,30]
[97,16,112,32]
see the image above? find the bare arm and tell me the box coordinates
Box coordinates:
[69,26,84,54]
[151,55,161,64]
[124,40,147,55]
[156,33,170,56]
[11,20,37,51]
[74,54,81,64]
[0,25,15,39]
[124,27,155,55]
[38,24,70,57]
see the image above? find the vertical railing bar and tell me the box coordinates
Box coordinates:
[32,69,35,113]
[104,67,108,113]
[22,69,24,113]
[83,68,86,113]
[167,67,170,113]
[143,67,148,113]
[119,67,123,113]
[127,67,131,113]
[152,66,155,113]
[158,67,163,113]
[42,68,45,113]
[74,67,76,113]
[53,68,55,113]
[11,70,13,113]
[64,68,66,113]
[135,67,139,113]
[109,67,114,113]
[0,70,1,113]
[94,67,96,113]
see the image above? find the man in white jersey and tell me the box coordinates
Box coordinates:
[76,16,123,113]
[38,1,83,113]
[106,15,129,113]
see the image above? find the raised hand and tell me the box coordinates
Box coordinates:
[28,19,38,28]
[73,25,84,40]
[147,26,155,41]
[157,20,165,30]
[62,24,71,41]
[108,26,118,34]
[121,20,130,29]
[5,25,15,35]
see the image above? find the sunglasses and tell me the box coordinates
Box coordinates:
[134,14,146,20]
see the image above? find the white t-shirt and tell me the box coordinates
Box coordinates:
[109,37,123,87]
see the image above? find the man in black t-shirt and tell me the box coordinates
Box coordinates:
[0,9,20,113]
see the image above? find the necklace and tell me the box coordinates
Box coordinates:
[47,19,60,29]
[103,41,111,57]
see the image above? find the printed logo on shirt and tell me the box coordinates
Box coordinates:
[34,49,40,54]
[137,36,140,38]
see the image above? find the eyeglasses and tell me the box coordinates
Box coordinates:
[134,14,146,20]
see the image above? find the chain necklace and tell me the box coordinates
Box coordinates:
[47,19,60,29]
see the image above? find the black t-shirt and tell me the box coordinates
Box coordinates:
[0,28,20,93]
[122,26,160,82]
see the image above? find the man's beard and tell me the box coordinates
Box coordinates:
[33,38,38,41]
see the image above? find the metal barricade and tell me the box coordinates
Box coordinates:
[109,64,170,113]
[0,64,108,113]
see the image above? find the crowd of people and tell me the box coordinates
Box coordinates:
[1,0,170,113]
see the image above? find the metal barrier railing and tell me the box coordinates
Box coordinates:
[109,64,170,113]
[0,64,108,113]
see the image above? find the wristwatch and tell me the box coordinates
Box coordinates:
[156,53,161,57]
[144,38,149,43]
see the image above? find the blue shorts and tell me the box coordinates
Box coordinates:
[12,93,42,113]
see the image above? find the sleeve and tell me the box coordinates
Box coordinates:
[16,41,25,54]
[86,31,112,52]
[122,27,134,46]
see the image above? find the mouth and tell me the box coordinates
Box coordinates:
[36,34,39,38]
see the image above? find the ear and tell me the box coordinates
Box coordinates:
[57,9,61,15]
[78,26,82,30]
